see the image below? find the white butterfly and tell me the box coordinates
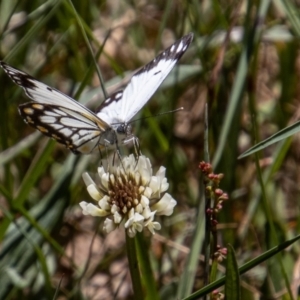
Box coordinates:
[0,33,193,154]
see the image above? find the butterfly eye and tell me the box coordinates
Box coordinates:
[116,124,126,134]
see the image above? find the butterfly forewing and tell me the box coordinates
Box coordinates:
[96,90,124,125]
[96,33,194,124]
[121,33,193,122]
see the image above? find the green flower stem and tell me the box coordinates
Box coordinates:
[136,232,160,300]
[126,233,144,300]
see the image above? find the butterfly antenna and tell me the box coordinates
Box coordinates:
[129,107,184,124]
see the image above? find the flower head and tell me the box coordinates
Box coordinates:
[80,155,177,238]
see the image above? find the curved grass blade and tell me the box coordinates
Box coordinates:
[238,121,300,159]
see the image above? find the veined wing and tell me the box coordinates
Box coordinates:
[96,33,193,124]
[0,61,110,154]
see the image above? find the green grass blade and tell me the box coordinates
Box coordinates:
[225,244,241,300]
[239,121,300,158]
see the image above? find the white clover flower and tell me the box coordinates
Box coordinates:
[80,155,177,237]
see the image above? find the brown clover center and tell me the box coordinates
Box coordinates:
[108,174,140,213]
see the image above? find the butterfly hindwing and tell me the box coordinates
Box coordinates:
[19,102,104,153]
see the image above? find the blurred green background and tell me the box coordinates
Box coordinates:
[1,0,300,299]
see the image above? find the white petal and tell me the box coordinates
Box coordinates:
[79,201,89,215]
[149,176,160,195]
[98,195,110,210]
[125,214,144,236]
[160,178,169,193]
[143,209,161,235]
[146,221,161,234]
[127,227,136,238]
[143,187,153,198]
[82,172,96,187]
[110,174,115,185]
[134,213,144,222]
[87,184,102,201]
[111,204,119,214]
[135,203,143,214]
[140,195,150,207]
[79,201,109,217]
[155,166,166,179]
[114,211,122,224]
[103,218,117,233]
[149,166,169,196]
[152,193,177,216]
[128,207,135,219]
[125,211,144,229]
[134,172,141,184]
[126,218,144,237]
[134,222,144,232]
[97,166,105,178]
[142,206,153,219]
[125,217,134,228]
[94,169,109,191]
[101,173,109,190]
[137,156,152,184]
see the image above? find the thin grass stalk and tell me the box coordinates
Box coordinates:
[67,0,108,99]
[203,103,211,292]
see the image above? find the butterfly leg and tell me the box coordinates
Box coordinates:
[96,145,105,166]
[113,137,126,170]
[133,137,142,159]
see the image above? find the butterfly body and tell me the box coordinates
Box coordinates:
[1,32,193,154]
